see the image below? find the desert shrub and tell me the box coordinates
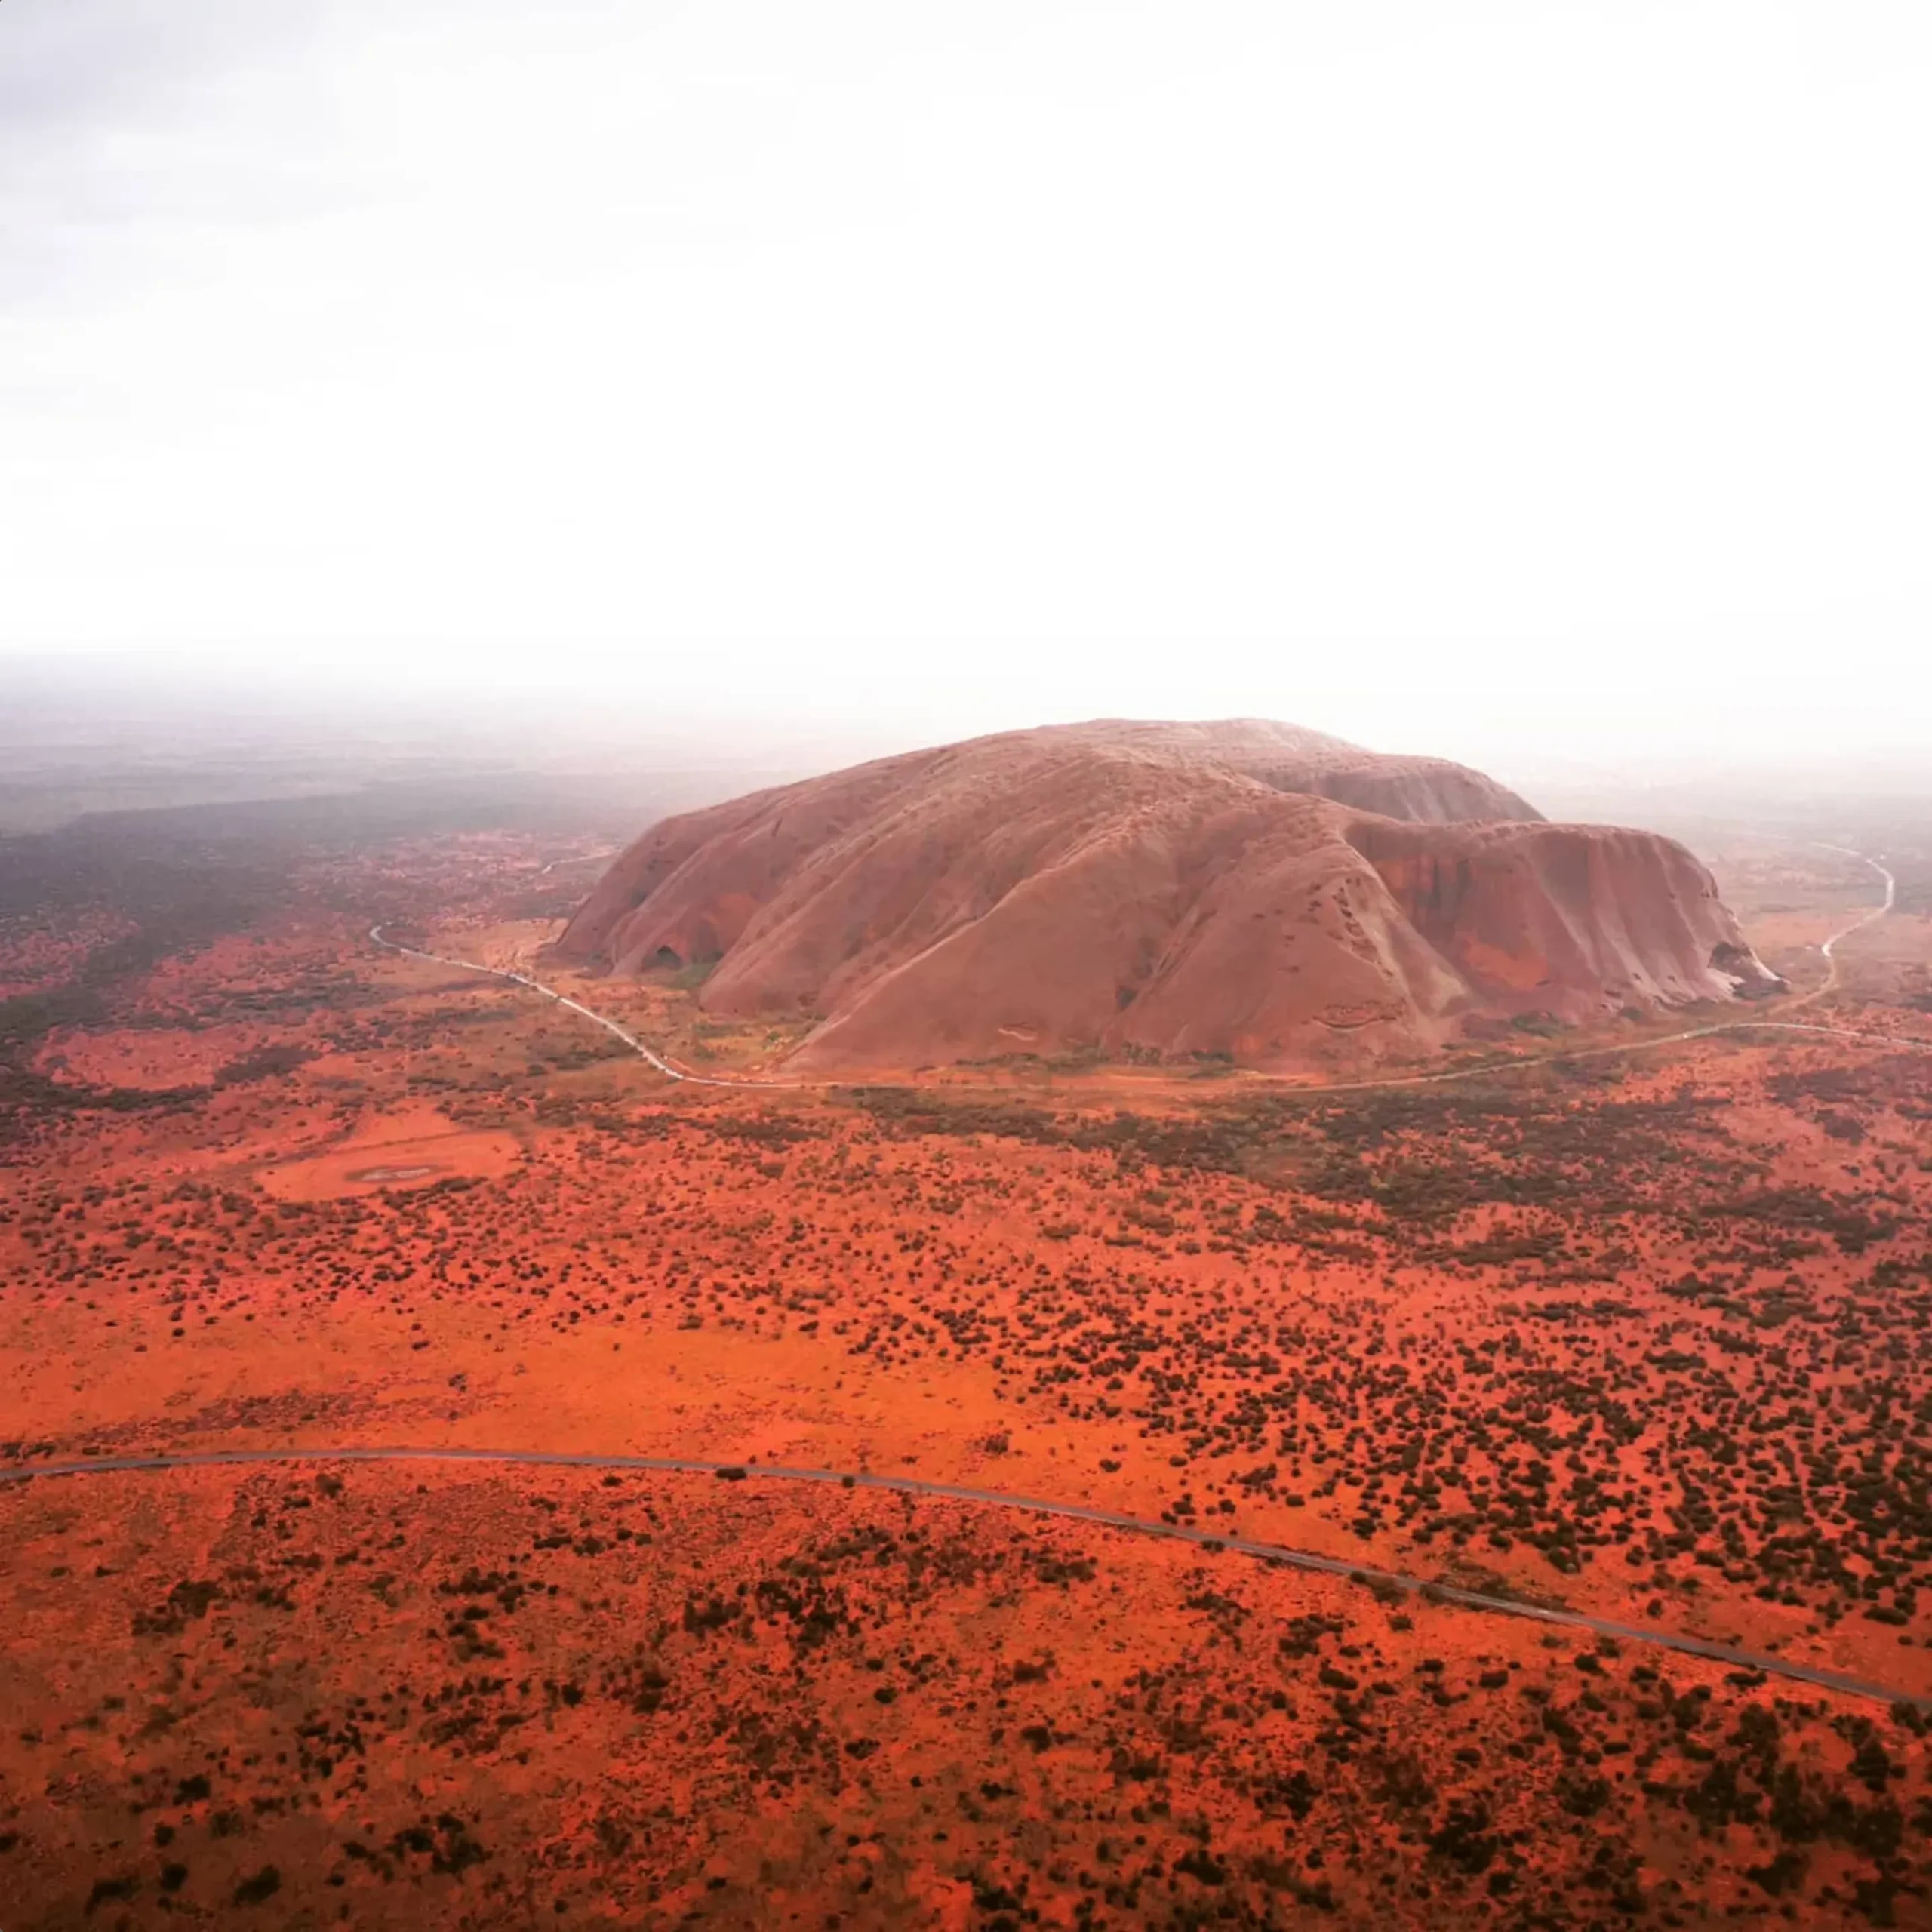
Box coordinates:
[232,1866,281,1906]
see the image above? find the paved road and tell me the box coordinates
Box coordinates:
[536,851,617,878]
[372,846,1925,1100]
[371,924,739,1087]
[1810,844,1897,1000]
[6,1444,1925,1710]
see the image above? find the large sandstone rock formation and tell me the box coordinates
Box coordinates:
[555,720,1781,1074]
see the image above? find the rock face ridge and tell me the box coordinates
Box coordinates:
[555,719,1782,1074]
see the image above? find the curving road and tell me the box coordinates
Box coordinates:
[1810,843,1897,1000]
[373,845,1925,1101]
[5,1444,1925,1710]
[371,924,740,1087]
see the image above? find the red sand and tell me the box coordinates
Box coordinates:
[3,807,1928,1928]
[6,1460,1925,1930]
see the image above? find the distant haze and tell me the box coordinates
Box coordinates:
[2,2,1926,770]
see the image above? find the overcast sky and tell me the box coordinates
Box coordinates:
[2,2,1926,771]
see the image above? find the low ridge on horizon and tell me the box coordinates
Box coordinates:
[555,718,1783,1075]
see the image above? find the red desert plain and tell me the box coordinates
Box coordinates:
[4,722,1932,1930]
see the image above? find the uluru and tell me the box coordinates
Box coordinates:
[554,719,1783,1075]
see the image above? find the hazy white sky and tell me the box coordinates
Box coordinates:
[2,2,1926,768]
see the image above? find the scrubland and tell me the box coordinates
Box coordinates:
[3,817,1931,1927]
